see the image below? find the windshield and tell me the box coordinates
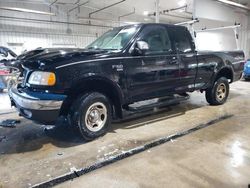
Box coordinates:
[86,25,139,50]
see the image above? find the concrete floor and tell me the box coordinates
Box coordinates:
[0,81,250,188]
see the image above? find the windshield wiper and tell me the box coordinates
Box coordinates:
[102,48,121,51]
[86,47,119,51]
[87,47,102,50]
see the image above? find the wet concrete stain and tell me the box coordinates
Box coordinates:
[0,136,6,143]
[32,114,233,188]
[0,95,203,157]
[0,117,86,155]
[0,119,20,128]
[1,82,247,187]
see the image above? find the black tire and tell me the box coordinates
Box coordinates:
[245,78,250,81]
[0,89,3,93]
[205,77,229,105]
[69,92,111,141]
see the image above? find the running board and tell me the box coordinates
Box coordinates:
[120,94,190,120]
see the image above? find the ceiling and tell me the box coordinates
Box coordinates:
[87,0,194,23]
[0,0,194,24]
[0,0,249,27]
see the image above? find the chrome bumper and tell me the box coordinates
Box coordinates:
[9,87,64,111]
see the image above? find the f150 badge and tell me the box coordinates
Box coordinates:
[112,64,123,71]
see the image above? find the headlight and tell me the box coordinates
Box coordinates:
[28,71,56,86]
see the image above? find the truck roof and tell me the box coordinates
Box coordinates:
[119,23,187,30]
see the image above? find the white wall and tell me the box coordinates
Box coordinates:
[244,15,250,58]
[0,31,97,54]
[193,0,249,57]
[194,0,244,23]
[1,0,250,58]
[195,29,237,51]
[0,1,113,55]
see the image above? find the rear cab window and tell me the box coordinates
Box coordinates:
[168,26,195,54]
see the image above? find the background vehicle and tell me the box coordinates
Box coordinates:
[0,47,20,92]
[243,59,250,81]
[9,24,245,140]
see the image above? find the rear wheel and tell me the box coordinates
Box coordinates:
[205,77,229,105]
[69,92,111,141]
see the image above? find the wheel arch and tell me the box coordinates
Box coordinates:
[60,76,124,119]
[214,66,234,83]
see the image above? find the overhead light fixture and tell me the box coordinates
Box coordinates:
[178,0,186,7]
[143,11,150,16]
[0,7,55,15]
[216,0,250,10]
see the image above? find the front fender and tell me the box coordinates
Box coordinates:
[69,74,124,102]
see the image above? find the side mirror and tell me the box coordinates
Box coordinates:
[134,41,149,55]
[0,51,8,58]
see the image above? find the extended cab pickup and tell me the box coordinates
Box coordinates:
[9,23,244,140]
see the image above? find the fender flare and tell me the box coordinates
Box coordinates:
[213,66,234,83]
[60,74,124,118]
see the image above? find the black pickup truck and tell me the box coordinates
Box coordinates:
[9,23,244,140]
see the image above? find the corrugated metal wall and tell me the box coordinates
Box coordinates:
[0,0,249,57]
[0,30,97,54]
[0,1,114,54]
[0,16,112,54]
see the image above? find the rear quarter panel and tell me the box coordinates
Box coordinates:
[214,51,245,82]
[196,50,244,89]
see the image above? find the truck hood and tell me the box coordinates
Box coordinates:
[18,48,114,70]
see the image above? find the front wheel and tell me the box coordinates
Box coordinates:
[205,77,229,105]
[69,92,111,141]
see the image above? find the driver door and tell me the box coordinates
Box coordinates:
[126,25,180,102]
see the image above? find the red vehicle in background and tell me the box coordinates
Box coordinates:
[0,47,19,92]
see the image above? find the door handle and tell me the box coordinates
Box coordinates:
[169,57,178,65]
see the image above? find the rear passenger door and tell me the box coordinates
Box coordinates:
[168,26,198,92]
[127,25,180,102]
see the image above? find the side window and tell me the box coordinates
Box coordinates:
[169,27,193,53]
[139,26,172,54]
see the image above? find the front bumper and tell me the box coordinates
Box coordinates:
[9,86,66,124]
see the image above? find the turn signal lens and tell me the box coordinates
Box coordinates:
[47,73,56,86]
[28,71,56,86]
